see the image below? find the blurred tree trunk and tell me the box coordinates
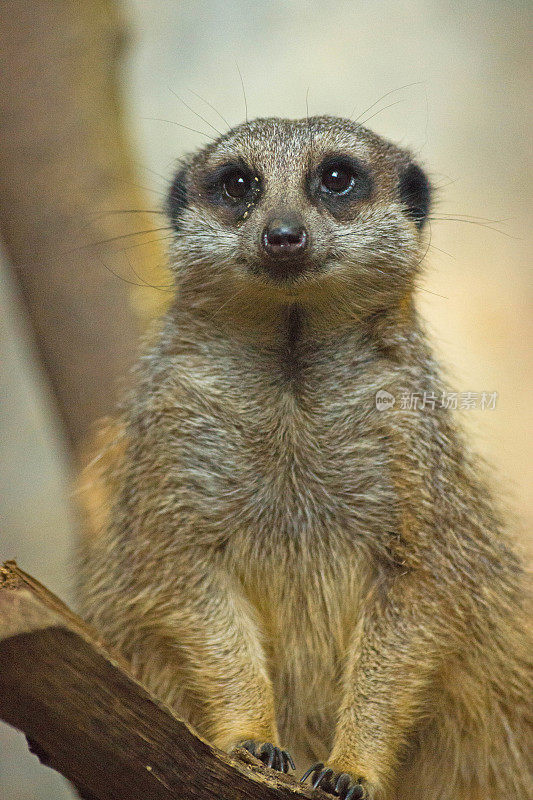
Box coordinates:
[0,0,168,459]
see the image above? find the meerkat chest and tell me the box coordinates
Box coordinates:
[239,408,377,533]
[175,365,396,547]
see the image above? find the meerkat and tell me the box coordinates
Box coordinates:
[78,116,533,799]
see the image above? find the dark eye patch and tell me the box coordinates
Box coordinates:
[167,165,189,230]
[399,163,431,228]
[311,155,373,211]
[203,161,260,208]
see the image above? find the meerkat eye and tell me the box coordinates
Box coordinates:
[321,163,355,194]
[223,169,251,199]
[315,157,372,207]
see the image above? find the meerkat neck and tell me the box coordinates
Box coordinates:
[172,294,346,351]
[171,286,417,362]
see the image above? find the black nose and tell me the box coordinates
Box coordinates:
[262,218,307,257]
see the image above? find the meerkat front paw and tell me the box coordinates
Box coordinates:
[235,739,295,773]
[300,762,375,799]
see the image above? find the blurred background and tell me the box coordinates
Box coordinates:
[0,1,531,797]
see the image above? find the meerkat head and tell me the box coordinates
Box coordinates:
[167,116,431,316]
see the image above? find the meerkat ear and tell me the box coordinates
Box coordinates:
[167,163,189,230]
[399,162,431,229]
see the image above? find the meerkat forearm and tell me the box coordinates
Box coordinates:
[83,547,279,751]
[328,577,453,796]
[164,569,279,751]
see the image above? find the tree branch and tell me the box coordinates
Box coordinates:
[0,561,325,800]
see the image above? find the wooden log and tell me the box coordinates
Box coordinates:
[0,562,326,800]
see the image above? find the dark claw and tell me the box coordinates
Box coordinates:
[259,741,276,769]
[335,772,351,794]
[238,740,295,774]
[300,761,324,784]
[335,773,352,794]
[301,762,370,799]
[313,767,333,789]
[282,748,296,772]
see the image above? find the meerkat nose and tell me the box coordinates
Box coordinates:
[262,217,307,257]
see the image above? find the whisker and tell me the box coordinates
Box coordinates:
[418,217,433,269]
[421,85,429,152]
[306,90,317,155]
[112,169,168,198]
[359,98,407,126]
[431,213,511,224]
[415,283,449,300]
[428,243,456,259]
[207,285,249,323]
[351,81,424,122]
[433,178,459,191]
[125,181,168,199]
[81,209,166,231]
[137,162,170,182]
[167,86,224,136]
[185,87,231,129]
[125,254,175,293]
[96,209,166,216]
[66,226,173,252]
[141,117,215,140]
[328,231,445,302]
[236,63,248,123]
[429,217,518,238]
[121,234,175,253]
[96,256,166,289]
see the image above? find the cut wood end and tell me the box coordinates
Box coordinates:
[0,560,22,589]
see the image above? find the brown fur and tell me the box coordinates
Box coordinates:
[79,117,533,798]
